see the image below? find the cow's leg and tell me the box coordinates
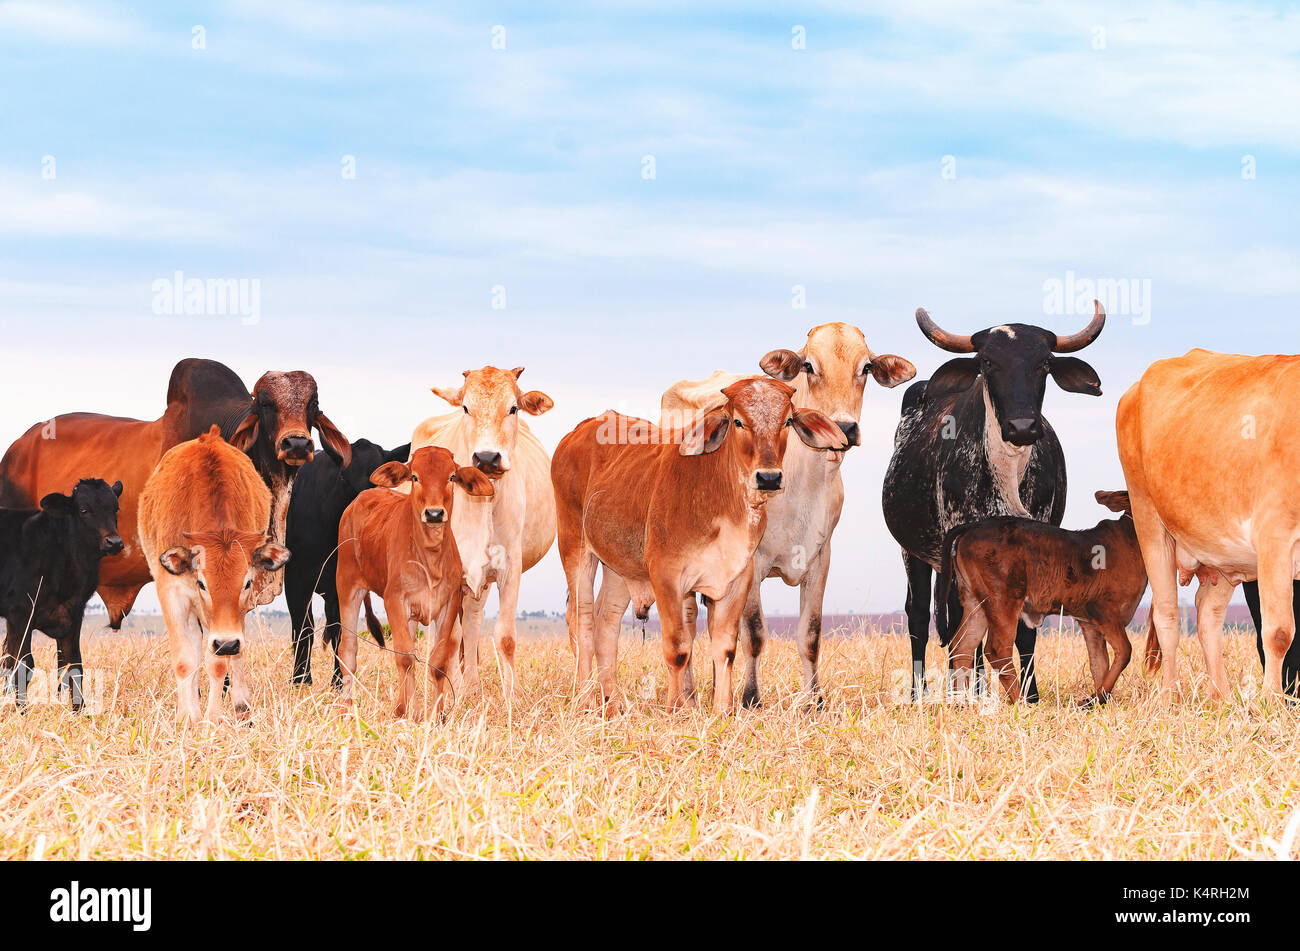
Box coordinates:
[981,597,1023,703]
[323,590,345,690]
[568,552,603,709]
[427,591,464,720]
[794,542,830,710]
[100,582,145,631]
[0,617,18,701]
[705,577,750,716]
[948,598,987,704]
[491,548,526,699]
[55,633,86,712]
[739,562,768,709]
[1015,621,1039,703]
[1255,536,1297,698]
[336,585,365,705]
[593,570,628,707]
[1130,498,1181,701]
[1095,620,1133,703]
[204,649,231,723]
[652,571,694,712]
[159,589,201,724]
[1193,577,1233,701]
[1079,621,1110,701]
[1243,580,1300,698]
[228,651,252,723]
[459,591,488,698]
[943,577,981,696]
[384,593,417,718]
[904,552,932,701]
[4,616,35,710]
[681,595,699,702]
[287,568,315,686]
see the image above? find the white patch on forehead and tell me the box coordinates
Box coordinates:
[991,325,1016,339]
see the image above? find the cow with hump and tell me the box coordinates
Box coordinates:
[0,479,123,711]
[334,447,494,719]
[407,366,556,698]
[138,426,290,724]
[594,323,915,709]
[0,359,349,627]
[1117,349,1300,701]
[551,377,847,714]
[882,302,1105,702]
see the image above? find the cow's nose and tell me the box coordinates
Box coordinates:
[1002,417,1040,446]
[280,435,314,460]
[102,535,124,555]
[472,450,503,472]
[423,508,446,524]
[754,469,783,492]
[836,421,860,447]
[211,638,242,657]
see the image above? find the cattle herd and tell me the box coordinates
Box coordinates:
[2,305,1300,723]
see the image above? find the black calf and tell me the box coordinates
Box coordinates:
[0,479,123,711]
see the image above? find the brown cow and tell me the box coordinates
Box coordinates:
[335,447,494,718]
[939,491,1147,705]
[138,426,290,724]
[551,377,846,714]
[0,359,348,626]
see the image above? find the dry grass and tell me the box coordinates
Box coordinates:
[3,618,1300,860]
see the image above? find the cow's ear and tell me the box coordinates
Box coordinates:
[680,409,731,456]
[228,405,260,452]
[39,492,73,512]
[313,412,352,468]
[924,357,981,402]
[1095,490,1132,514]
[519,390,553,416]
[252,542,291,572]
[370,461,410,487]
[386,443,412,463]
[160,547,193,576]
[430,385,464,407]
[1049,357,1102,396]
[760,349,803,382]
[791,409,850,451]
[453,466,496,498]
[868,354,917,389]
[111,480,124,497]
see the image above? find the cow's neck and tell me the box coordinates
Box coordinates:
[981,381,1032,518]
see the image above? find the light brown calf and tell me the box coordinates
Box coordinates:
[335,446,494,718]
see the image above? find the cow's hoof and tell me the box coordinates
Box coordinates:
[740,688,762,709]
[803,692,826,713]
[601,696,625,717]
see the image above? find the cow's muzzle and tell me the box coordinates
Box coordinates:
[423,508,447,524]
[279,434,315,464]
[101,535,124,556]
[1001,417,1041,447]
[211,638,242,657]
[472,450,506,476]
[836,420,861,447]
[754,469,784,492]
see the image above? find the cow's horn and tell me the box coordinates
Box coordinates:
[915,308,975,353]
[1054,300,1106,353]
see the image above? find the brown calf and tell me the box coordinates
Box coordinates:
[335,446,494,718]
[939,491,1147,705]
[551,377,846,714]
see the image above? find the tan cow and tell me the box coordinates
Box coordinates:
[408,366,555,697]
[1117,349,1300,700]
[553,377,847,714]
[595,323,915,707]
[138,426,290,724]
[335,447,494,718]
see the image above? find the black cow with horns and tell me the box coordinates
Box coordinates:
[882,301,1106,700]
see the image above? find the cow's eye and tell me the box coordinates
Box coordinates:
[509,405,518,415]
[410,475,419,483]
[79,508,88,516]
[462,405,470,414]
[197,580,207,592]
[802,361,815,375]
[861,363,872,376]
[733,419,744,429]
[244,579,252,590]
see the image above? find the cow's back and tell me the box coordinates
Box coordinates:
[1117,349,1300,565]
[138,430,271,566]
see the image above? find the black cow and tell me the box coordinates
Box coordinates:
[0,479,123,711]
[882,302,1105,701]
[285,438,410,686]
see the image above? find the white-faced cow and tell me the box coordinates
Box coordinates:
[593,323,915,708]
[882,303,1105,701]
[407,366,556,697]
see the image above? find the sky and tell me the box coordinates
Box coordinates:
[1,0,1298,618]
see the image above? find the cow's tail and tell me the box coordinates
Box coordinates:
[363,593,386,649]
[935,524,972,640]
[1142,606,1160,675]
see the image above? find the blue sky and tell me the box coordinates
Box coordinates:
[1,0,1298,616]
